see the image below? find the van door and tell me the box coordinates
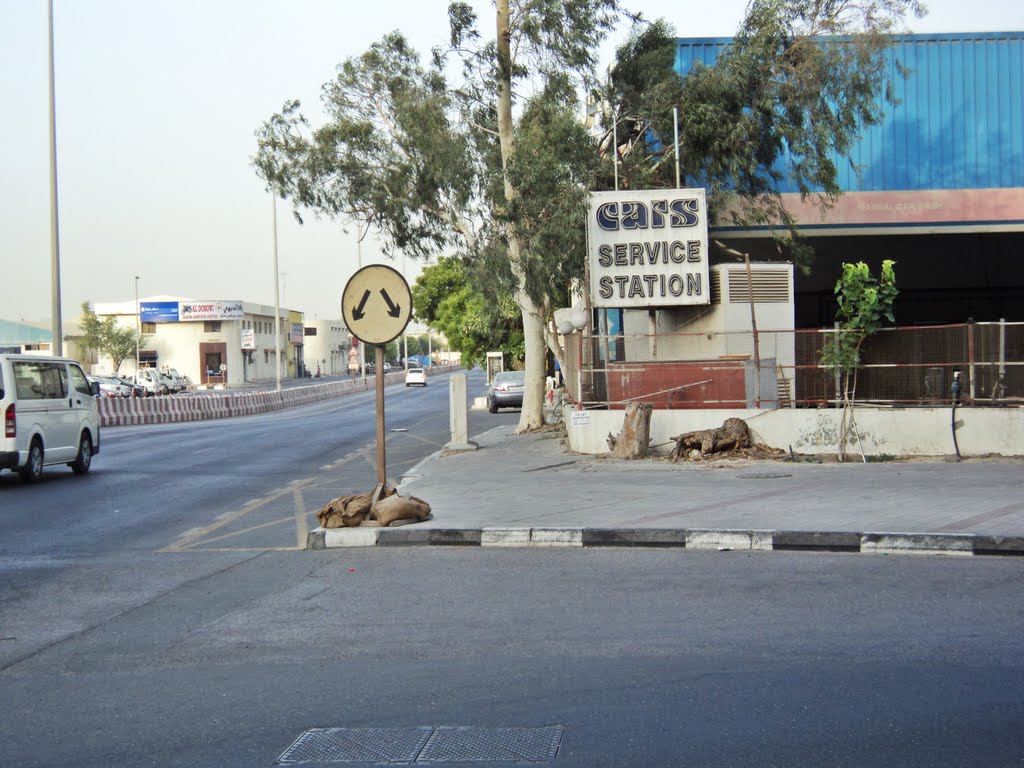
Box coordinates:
[12,360,75,461]
[66,363,97,452]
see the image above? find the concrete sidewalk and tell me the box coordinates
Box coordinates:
[309,425,1024,555]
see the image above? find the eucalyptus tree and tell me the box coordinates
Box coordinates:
[255,3,621,432]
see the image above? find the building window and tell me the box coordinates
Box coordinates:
[305,327,317,336]
[264,350,269,363]
[204,321,222,333]
[141,322,156,333]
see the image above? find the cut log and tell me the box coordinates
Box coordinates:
[607,402,653,459]
[670,418,751,461]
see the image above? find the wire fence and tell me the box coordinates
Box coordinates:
[566,321,1024,409]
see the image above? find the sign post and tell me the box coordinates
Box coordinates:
[341,264,413,488]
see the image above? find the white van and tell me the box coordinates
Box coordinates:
[0,354,101,483]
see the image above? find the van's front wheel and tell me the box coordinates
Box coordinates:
[19,438,44,483]
[70,433,93,475]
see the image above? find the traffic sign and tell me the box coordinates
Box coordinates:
[341,265,413,345]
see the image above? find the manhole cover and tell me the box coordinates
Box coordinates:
[737,472,791,479]
[278,726,564,764]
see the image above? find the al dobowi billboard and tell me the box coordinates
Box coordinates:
[586,189,710,309]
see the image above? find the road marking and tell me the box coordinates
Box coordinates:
[173,515,300,550]
[161,481,312,552]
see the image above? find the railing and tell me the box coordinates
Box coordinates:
[565,321,1023,409]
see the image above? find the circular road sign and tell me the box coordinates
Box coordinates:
[341,264,413,345]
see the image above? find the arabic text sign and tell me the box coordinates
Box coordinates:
[179,301,244,322]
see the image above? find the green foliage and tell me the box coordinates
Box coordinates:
[820,260,898,375]
[601,0,924,272]
[412,256,524,368]
[79,302,138,374]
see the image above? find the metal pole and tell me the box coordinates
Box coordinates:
[358,236,366,385]
[272,194,281,392]
[375,345,386,486]
[135,275,140,375]
[673,106,681,189]
[967,318,976,404]
[744,252,761,408]
[47,0,63,356]
[998,317,1006,399]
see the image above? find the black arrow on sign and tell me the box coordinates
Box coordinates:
[352,289,371,321]
[380,288,401,318]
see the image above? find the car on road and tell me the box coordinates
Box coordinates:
[486,370,525,413]
[405,367,427,387]
[0,354,101,482]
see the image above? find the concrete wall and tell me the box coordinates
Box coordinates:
[564,405,1024,458]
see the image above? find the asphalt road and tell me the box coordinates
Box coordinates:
[2,371,1023,767]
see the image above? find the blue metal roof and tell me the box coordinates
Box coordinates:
[0,320,52,345]
[675,32,1024,192]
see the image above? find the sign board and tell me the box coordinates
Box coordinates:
[240,328,255,350]
[179,301,244,322]
[570,410,591,427]
[587,189,710,309]
[139,301,180,323]
[289,322,304,344]
[341,265,412,345]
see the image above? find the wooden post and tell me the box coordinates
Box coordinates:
[375,344,386,486]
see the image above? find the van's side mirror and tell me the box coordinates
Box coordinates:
[90,381,101,397]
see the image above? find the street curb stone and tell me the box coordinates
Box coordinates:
[307,526,1024,556]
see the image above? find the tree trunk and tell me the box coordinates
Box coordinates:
[670,417,751,460]
[607,402,653,459]
[495,0,545,433]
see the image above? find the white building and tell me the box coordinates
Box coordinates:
[302,319,351,376]
[92,296,305,387]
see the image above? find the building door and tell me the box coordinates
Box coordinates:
[199,342,227,386]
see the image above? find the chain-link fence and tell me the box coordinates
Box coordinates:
[566,321,1023,409]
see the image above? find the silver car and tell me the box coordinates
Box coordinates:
[486,370,525,413]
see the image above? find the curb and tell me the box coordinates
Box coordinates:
[306,527,1024,557]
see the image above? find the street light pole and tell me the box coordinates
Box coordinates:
[272,194,281,392]
[47,0,63,356]
[135,275,140,375]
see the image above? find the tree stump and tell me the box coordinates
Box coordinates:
[607,402,653,459]
[670,417,751,461]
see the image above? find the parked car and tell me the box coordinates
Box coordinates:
[486,370,526,413]
[0,354,101,482]
[134,368,168,396]
[405,367,427,387]
[158,371,180,394]
[117,376,146,397]
[90,376,132,398]
[162,368,185,393]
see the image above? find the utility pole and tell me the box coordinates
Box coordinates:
[135,275,140,375]
[272,194,281,392]
[48,0,63,355]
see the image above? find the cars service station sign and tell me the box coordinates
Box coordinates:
[587,189,710,308]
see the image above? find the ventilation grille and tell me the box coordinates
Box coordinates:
[727,267,791,303]
[709,270,722,304]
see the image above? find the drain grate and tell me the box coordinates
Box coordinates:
[278,726,564,764]
[736,472,791,480]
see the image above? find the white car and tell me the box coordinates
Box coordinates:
[405,367,427,386]
[1,354,101,482]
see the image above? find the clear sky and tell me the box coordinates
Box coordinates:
[3,0,1022,327]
